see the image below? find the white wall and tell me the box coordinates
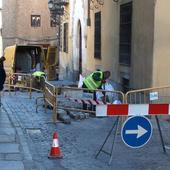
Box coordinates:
[71,0,87,72]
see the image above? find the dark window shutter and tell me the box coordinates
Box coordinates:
[94,12,101,59]
[119,2,132,65]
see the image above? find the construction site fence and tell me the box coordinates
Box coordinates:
[125,85,170,104]
[4,73,43,99]
[57,86,124,114]
[43,80,57,122]
[42,83,170,122]
[4,73,170,122]
[38,82,124,122]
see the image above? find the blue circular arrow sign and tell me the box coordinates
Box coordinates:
[121,116,153,148]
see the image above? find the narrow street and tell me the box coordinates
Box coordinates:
[1,0,170,169]
[1,91,170,170]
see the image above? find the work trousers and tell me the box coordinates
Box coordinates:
[82,83,96,111]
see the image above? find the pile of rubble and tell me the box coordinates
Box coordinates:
[57,109,90,124]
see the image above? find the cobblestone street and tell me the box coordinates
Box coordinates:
[1,0,170,169]
[1,91,170,170]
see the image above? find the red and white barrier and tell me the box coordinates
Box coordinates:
[96,104,170,117]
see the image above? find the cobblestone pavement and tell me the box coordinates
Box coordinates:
[0,105,25,170]
[2,91,170,170]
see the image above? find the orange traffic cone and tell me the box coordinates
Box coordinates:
[48,132,63,159]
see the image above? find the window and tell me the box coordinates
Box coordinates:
[31,15,41,27]
[94,12,101,59]
[122,77,130,93]
[119,2,132,65]
[63,23,68,53]
[50,18,57,27]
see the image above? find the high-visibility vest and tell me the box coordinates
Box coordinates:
[83,71,103,90]
[32,71,45,78]
[32,71,45,82]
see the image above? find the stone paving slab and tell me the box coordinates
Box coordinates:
[0,113,11,123]
[0,108,13,128]
[0,108,16,142]
[0,161,24,170]
[0,128,16,142]
[0,128,15,135]
[5,153,22,161]
[0,144,20,154]
[0,134,15,143]
[0,153,22,161]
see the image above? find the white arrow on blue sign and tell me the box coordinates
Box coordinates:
[121,116,153,148]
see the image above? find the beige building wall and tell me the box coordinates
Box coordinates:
[87,0,155,89]
[86,0,154,87]
[2,0,57,48]
[59,4,72,80]
[2,0,17,47]
[152,0,170,87]
[130,0,155,89]
[87,0,119,82]
[60,0,170,89]
[61,0,120,81]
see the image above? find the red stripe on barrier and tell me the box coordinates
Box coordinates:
[107,104,128,116]
[149,104,169,115]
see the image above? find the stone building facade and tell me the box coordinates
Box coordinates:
[59,0,170,90]
[2,0,57,49]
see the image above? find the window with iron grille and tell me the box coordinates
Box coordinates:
[63,23,68,53]
[119,2,132,65]
[31,15,41,27]
[94,12,101,59]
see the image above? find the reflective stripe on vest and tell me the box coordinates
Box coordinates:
[84,71,103,90]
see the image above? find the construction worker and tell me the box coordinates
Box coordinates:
[32,71,46,90]
[82,70,110,91]
[0,56,6,91]
[82,70,110,110]
[32,71,45,78]
[0,56,6,107]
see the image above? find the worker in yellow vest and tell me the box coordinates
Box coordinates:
[32,71,46,89]
[32,71,45,80]
[82,70,110,110]
[82,70,110,90]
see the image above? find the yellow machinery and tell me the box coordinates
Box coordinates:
[4,44,58,81]
[45,46,59,81]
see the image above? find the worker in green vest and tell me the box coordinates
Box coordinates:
[82,70,110,110]
[32,71,45,79]
[32,71,46,89]
[82,70,110,90]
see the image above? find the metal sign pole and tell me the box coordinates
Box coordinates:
[155,115,166,153]
[109,116,120,165]
[95,116,120,164]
